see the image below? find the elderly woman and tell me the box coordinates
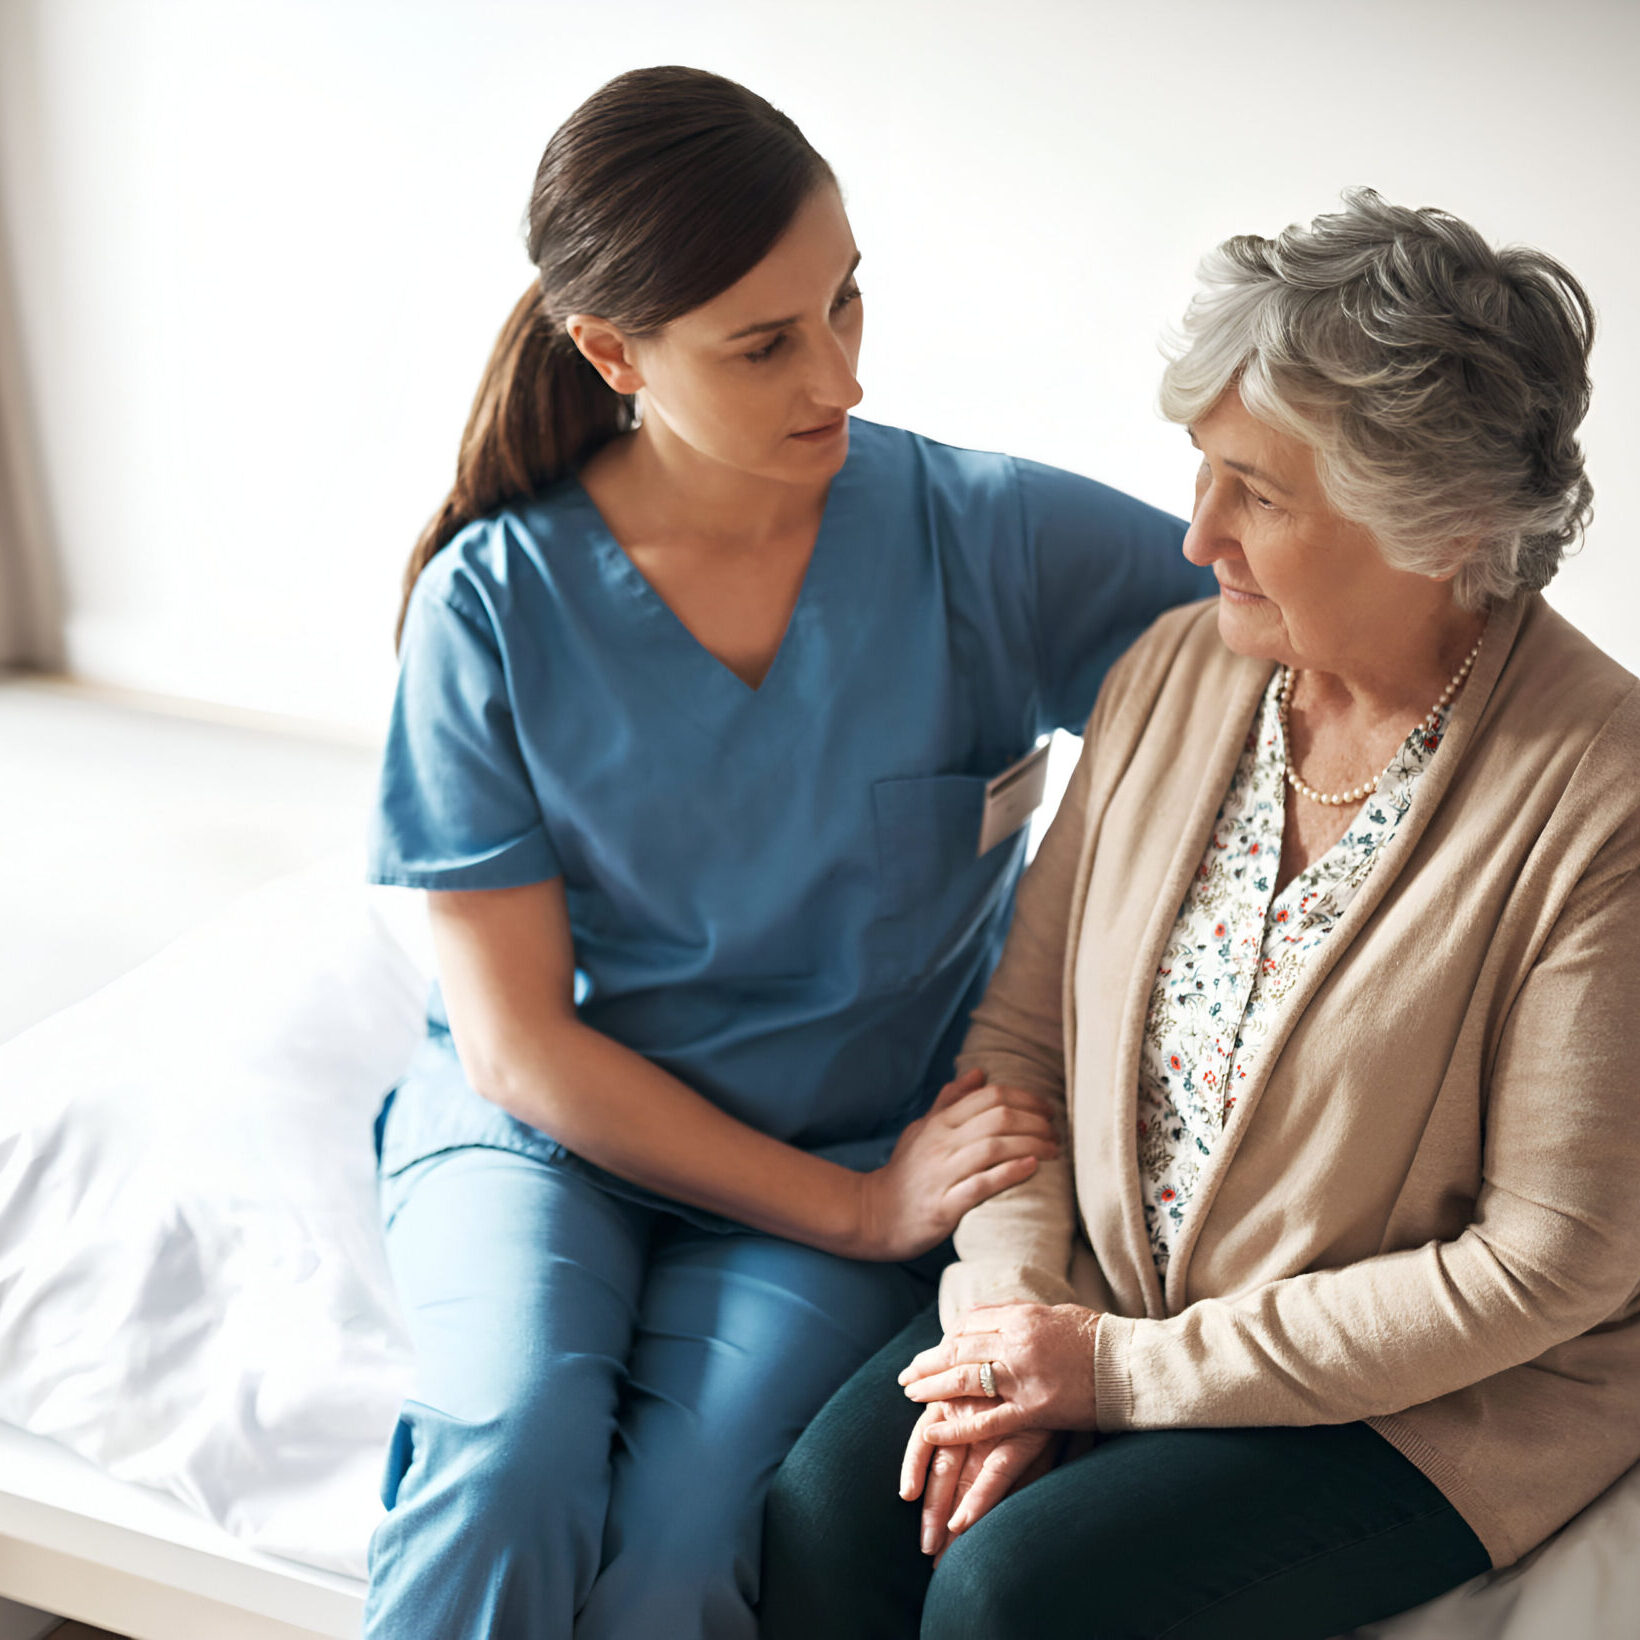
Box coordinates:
[758,188,1640,1640]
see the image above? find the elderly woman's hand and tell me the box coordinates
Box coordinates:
[899,1399,1059,1558]
[898,1303,1102,1442]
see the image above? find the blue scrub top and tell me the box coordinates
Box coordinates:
[367,417,1210,1200]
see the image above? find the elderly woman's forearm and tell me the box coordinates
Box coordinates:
[940,1151,1081,1327]
[1095,1210,1640,1433]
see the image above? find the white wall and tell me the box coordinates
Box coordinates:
[1,0,1635,734]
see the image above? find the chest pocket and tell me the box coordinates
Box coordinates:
[869,772,1017,991]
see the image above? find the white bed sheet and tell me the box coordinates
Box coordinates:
[0,850,422,1578]
[0,1418,364,1638]
[0,847,1636,1632]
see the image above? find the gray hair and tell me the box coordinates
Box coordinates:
[1158,188,1595,610]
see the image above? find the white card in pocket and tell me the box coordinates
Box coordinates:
[977,740,1052,857]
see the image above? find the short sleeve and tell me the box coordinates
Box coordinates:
[366,573,560,891]
[1013,458,1212,735]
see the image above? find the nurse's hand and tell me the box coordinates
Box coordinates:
[852,1071,1059,1261]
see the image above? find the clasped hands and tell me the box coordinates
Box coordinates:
[897,1301,1102,1560]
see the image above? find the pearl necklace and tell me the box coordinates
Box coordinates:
[1278,636,1483,808]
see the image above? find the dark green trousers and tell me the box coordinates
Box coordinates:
[760,1305,1490,1640]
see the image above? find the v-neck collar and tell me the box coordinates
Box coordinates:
[568,433,859,707]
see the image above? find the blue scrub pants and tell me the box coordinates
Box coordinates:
[361,1144,934,1640]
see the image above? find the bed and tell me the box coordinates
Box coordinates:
[0,1420,361,1638]
[1,850,1636,1639]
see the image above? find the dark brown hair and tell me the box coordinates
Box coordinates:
[394,66,834,648]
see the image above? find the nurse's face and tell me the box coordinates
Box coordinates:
[578,184,866,485]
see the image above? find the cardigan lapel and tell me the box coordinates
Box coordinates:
[1080,644,1273,1319]
[1160,593,1534,1311]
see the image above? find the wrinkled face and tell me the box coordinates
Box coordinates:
[1183,388,1444,672]
[625,183,865,484]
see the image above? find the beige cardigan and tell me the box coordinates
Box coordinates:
[941,592,1640,1569]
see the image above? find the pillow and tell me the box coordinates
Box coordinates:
[0,849,427,1577]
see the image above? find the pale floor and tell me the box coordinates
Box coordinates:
[0,672,382,1045]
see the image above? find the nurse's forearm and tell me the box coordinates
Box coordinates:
[471,1016,873,1255]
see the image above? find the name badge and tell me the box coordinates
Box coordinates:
[977,740,1052,857]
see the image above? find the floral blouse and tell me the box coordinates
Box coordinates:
[1136,669,1450,1277]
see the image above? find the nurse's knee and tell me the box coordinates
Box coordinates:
[391,1375,614,1549]
[582,1473,757,1640]
[472,1413,595,1522]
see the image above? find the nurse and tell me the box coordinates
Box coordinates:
[363,64,1210,1640]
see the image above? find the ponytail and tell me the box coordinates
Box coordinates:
[393,284,633,651]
